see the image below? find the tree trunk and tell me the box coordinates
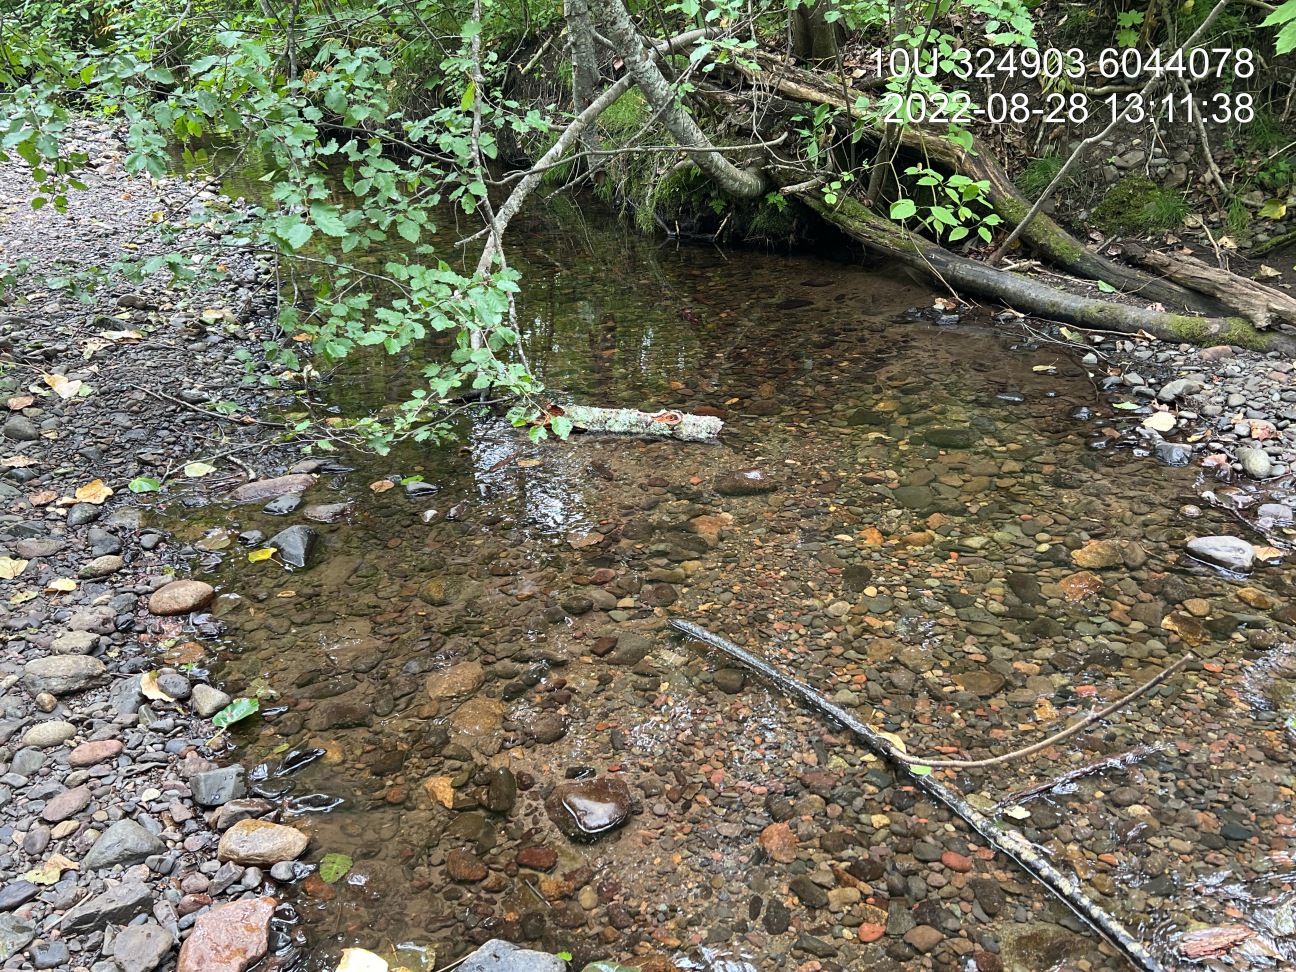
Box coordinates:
[790,1,844,62]
[799,191,1296,356]
[565,0,601,115]
[599,0,766,199]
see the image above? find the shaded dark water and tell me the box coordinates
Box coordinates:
[152,179,1296,971]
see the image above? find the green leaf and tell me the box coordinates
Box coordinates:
[461,79,476,111]
[909,764,932,776]
[319,853,353,884]
[396,219,420,243]
[128,477,161,493]
[310,203,348,237]
[1113,401,1141,410]
[184,462,217,478]
[1096,280,1116,293]
[284,221,313,249]
[890,199,917,220]
[212,697,260,728]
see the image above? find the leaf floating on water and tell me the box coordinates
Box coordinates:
[0,557,29,580]
[516,458,542,467]
[336,949,388,972]
[1002,805,1031,820]
[184,462,217,478]
[25,853,79,885]
[248,548,278,563]
[369,479,395,493]
[1142,412,1176,432]
[212,697,260,728]
[319,853,353,885]
[75,479,113,504]
[140,671,176,702]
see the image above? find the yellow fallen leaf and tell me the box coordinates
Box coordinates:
[184,462,217,478]
[873,729,908,754]
[75,479,113,505]
[276,590,296,598]
[369,480,395,493]
[10,589,38,605]
[2,455,35,468]
[1143,412,1176,433]
[1034,698,1058,721]
[100,329,143,342]
[140,671,175,702]
[1253,545,1285,561]
[46,578,77,593]
[337,948,389,972]
[43,374,83,399]
[516,458,542,467]
[0,557,29,579]
[25,854,78,885]
[248,547,278,563]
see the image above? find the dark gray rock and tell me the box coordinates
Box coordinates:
[63,882,154,933]
[0,914,35,962]
[923,427,976,448]
[267,524,320,569]
[83,819,167,870]
[66,502,102,527]
[2,416,39,441]
[191,766,247,807]
[0,881,38,911]
[262,493,302,516]
[543,778,632,839]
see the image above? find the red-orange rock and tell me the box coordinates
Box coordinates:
[858,923,886,943]
[176,896,275,972]
[940,850,972,873]
[68,739,124,767]
[758,822,798,864]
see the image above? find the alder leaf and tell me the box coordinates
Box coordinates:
[0,557,30,579]
[369,479,395,493]
[7,395,34,410]
[140,671,176,702]
[46,578,77,593]
[320,853,353,884]
[75,479,113,504]
[212,697,260,728]
[1143,412,1176,432]
[24,853,78,885]
[44,374,84,399]
[128,477,161,493]
[248,548,278,563]
[184,462,217,478]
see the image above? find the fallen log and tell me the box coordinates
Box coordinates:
[1122,243,1296,328]
[729,54,1238,319]
[561,404,723,440]
[668,617,1169,972]
[798,191,1296,357]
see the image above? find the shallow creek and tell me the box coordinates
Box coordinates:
[157,199,1296,972]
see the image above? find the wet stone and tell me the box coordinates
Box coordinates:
[516,846,558,871]
[544,777,633,840]
[267,524,319,569]
[1187,535,1254,573]
[191,766,247,807]
[230,474,315,503]
[458,939,565,972]
[175,896,276,972]
[262,493,302,515]
[789,875,829,909]
[446,848,488,882]
[923,427,975,448]
[714,468,779,496]
[148,580,215,616]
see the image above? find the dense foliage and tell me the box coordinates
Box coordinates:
[2,0,1293,449]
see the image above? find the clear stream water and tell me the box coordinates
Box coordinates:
[153,173,1296,972]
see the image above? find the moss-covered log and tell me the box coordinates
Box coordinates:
[800,191,1296,355]
[730,56,1237,318]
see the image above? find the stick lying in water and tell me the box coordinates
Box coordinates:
[668,617,1170,972]
[559,404,723,441]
